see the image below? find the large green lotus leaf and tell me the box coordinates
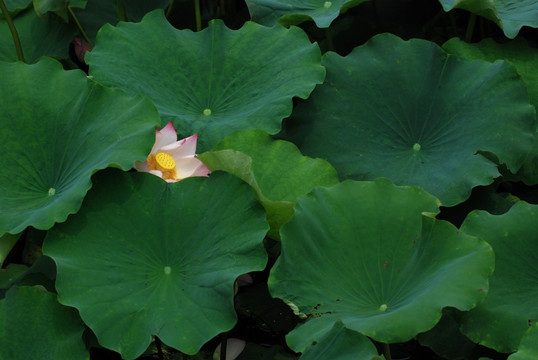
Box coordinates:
[507,323,538,360]
[438,0,538,39]
[245,0,367,28]
[459,201,538,352]
[86,10,325,151]
[0,286,88,360]
[285,33,536,207]
[43,169,268,359]
[0,9,77,62]
[0,58,159,235]
[299,320,384,360]
[268,179,494,351]
[200,130,339,239]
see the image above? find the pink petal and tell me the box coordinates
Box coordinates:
[133,160,149,172]
[163,134,199,159]
[213,339,246,360]
[151,122,178,154]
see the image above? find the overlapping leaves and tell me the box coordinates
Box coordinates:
[460,201,538,353]
[200,130,339,239]
[269,179,494,351]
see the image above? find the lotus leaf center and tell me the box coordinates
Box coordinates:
[379,303,388,312]
[412,143,421,151]
[163,266,172,275]
[48,188,55,196]
[155,152,176,170]
[324,1,332,8]
[203,108,212,116]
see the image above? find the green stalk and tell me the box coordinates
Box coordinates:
[219,332,228,360]
[465,13,477,42]
[165,0,174,18]
[68,6,92,45]
[382,342,392,360]
[219,0,225,16]
[0,0,25,62]
[194,0,201,31]
[117,0,127,22]
[325,27,334,52]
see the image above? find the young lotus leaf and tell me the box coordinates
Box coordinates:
[284,33,536,206]
[459,201,538,353]
[507,323,538,360]
[200,129,339,239]
[245,0,368,28]
[0,58,160,235]
[299,320,383,360]
[437,0,538,39]
[86,10,325,151]
[0,286,88,360]
[0,9,77,62]
[43,169,268,359]
[268,179,494,351]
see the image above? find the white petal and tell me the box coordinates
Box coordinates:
[175,158,210,179]
[213,339,246,360]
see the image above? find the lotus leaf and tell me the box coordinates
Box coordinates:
[245,0,367,28]
[269,179,494,351]
[0,286,88,360]
[460,201,538,352]
[200,129,339,239]
[284,33,536,206]
[0,58,159,235]
[438,0,538,39]
[44,169,268,359]
[86,10,325,151]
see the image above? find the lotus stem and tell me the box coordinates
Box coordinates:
[155,336,164,360]
[68,6,92,45]
[194,0,201,31]
[0,0,25,62]
[465,13,476,42]
[382,342,392,360]
[220,332,228,360]
[166,0,174,18]
[325,27,334,52]
[117,0,127,22]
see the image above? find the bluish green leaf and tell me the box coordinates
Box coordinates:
[86,10,325,151]
[44,169,268,359]
[0,58,160,234]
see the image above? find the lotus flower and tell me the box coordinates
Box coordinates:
[134,122,210,182]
